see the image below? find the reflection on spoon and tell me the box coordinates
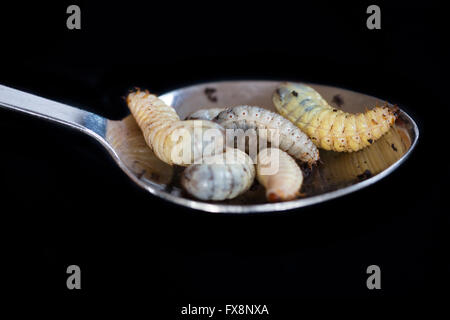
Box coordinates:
[106,115,174,186]
[306,121,411,194]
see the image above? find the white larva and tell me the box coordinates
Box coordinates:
[127,89,225,166]
[256,147,303,202]
[214,105,319,166]
[181,148,255,201]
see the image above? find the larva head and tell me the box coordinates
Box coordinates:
[214,107,235,123]
[375,103,399,126]
[273,83,296,109]
[273,82,319,105]
[275,82,316,99]
[187,108,226,121]
[306,147,320,167]
[126,89,154,105]
[214,105,255,122]
[266,189,299,202]
[387,104,400,123]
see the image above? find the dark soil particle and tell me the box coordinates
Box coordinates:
[300,163,313,178]
[137,170,146,179]
[357,169,372,181]
[331,94,344,107]
[391,143,398,152]
[204,87,218,102]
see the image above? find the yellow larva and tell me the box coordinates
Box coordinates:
[126,89,225,166]
[256,148,303,202]
[273,82,398,152]
[214,105,319,166]
[181,148,255,201]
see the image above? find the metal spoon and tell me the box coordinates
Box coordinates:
[0,81,419,213]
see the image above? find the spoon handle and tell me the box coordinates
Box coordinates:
[0,84,107,137]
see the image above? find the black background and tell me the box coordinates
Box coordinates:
[0,0,448,315]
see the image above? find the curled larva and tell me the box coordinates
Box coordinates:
[256,148,303,202]
[214,105,319,166]
[187,108,225,121]
[181,148,255,201]
[127,89,225,166]
[273,82,398,152]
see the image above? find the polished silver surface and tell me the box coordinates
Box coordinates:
[0,81,419,213]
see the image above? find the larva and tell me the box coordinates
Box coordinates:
[127,90,225,166]
[187,108,225,121]
[273,82,398,152]
[256,148,303,202]
[214,105,319,166]
[181,148,255,201]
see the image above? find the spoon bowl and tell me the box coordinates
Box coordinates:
[0,81,419,213]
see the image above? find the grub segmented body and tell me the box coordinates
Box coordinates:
[127,90,225,166]
[214,105,319,166]
[256,148,303,202]
[181,148,255,201]
[273,82,398,152]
